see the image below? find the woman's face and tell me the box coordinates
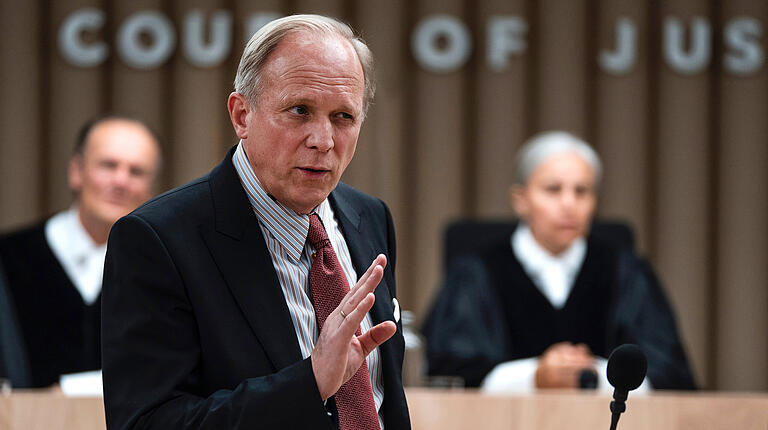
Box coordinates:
[512,152,597,255]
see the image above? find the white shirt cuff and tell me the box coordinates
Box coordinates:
[480,356,653,394]
[480,357,538,393]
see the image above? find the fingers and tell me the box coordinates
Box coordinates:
[350,254,387,295]
[337,255,386,319]
[337,292,378,340]
[357,321,396,356]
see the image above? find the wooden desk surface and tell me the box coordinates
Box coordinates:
[0,391,105,430]
[1,388,766,429]
[406,388,768,430]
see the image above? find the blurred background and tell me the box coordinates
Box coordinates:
[0,0,765,392]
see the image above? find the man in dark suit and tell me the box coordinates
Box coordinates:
[101,14,410,430]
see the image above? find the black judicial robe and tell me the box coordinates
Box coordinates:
[423,234,696,390]
[0,223,101,388]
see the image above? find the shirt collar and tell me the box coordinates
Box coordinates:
[232,142,333,262]
[46,205,105,261]
[44,205,107,305]
[511,222,586,278]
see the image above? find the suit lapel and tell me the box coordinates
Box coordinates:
[201,149,303,371]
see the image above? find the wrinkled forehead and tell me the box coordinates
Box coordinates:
[84,120,159,164]
[268,31,364,83]
[528,151,597,184]
[536,150,593,170]
[520,146,599,186]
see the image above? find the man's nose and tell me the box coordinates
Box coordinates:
[112,167,131,188]
[560,190,577,209]
[305,119,334,151]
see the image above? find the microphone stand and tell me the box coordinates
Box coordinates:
[609,389,627,430]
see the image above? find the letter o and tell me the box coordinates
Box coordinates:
[117,11,176,69]
[412,15,471,73]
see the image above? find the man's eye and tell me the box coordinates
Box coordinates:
[336,112,354,120]
[545,185,561,193]
[130,167,148,178]
[289,105,308,115]
[575,185,591,196]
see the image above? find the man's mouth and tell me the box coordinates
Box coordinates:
[299,167,330,173]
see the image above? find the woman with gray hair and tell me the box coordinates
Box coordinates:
[424,131,695,392]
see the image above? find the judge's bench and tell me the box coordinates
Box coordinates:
[1,388,766,429]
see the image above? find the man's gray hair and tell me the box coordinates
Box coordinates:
[233,14,375,116]
[514,131,603,185]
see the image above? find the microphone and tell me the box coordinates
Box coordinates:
[578,368,598,389]
[606,344,647,430]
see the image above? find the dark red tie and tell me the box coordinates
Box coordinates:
[307,213,380,430]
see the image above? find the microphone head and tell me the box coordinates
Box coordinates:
[607,344,647,391]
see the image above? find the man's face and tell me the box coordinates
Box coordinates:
[239,32,365,214]
[512,152,597,255]
[69,119,160,230]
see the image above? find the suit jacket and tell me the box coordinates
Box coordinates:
[102,147,411,430]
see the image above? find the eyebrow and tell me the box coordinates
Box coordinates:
[280,95,361,116]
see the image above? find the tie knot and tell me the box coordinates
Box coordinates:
[308,213,331,250]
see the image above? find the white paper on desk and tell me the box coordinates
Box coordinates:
[60,370,103,397]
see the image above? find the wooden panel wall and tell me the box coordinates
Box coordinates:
[654,0,713,391]
[0,1,43,225]
[0,0,766,391]
[714,0,768,392]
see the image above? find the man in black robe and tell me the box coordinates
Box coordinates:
[0,116,161,388]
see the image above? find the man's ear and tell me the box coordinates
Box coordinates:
[228,92,252,139]
[509,184,528,219]
[68,156,83,193]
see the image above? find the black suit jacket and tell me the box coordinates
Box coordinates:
[102,148,411,429]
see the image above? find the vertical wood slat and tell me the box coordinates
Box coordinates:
[715,0,768,392]
[472,0,528,218]
[410,0,468,315]
[351,1,409,305]
[594,0,651,253]
[169,0,229,186]
[291,0,345,20]
[0,1,42,229]
[534,0,589,135]
[109,0,169,188]
[653,0,712,388]
[47,0,106,213]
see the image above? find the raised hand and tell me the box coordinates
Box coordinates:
[311,254,397,400]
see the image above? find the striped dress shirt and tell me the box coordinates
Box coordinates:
[232,143,385,428]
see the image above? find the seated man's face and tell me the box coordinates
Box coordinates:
[241,31,365,214]
[513,152,596,255]
[69,119,160,230]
